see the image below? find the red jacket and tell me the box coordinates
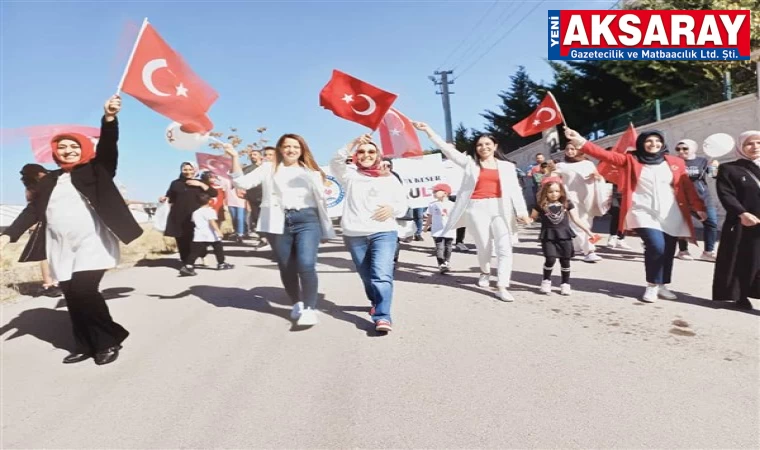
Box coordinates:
[581,141,705,241]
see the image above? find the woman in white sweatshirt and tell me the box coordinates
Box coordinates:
[223,135,335,327]
[330,134,408,333]
[413,122,530,302]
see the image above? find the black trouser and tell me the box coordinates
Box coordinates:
[249,200,262,233]
[607,206,625,239]
[456,227,466,245]
[435,237,453,265]
[543,257,571,284]
[175,221,195,264]
[59,270,129,355]
[188,241,225,265]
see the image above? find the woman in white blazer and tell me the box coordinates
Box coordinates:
[223,135,336,327]
[413,122,530,302]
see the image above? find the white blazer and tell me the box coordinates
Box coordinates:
[231,162,336,240]
[437,143,529,241]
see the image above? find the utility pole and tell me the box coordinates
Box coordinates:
[429,70,454,142]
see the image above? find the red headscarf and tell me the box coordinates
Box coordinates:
[352,152,388,178]
[50,133,95,171]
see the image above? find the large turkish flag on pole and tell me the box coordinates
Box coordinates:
[378,108,423,158]
[120,20,218,133]
[512,92,564,137]
[319,70,398,130]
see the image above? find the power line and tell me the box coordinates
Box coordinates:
[435,0,500,72]
[454,0,546,81]
[450,2,520,73]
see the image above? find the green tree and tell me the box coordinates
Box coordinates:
[481,66,541,153]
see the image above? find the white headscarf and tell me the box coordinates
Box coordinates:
[736,131,760,165]
[676,139,698,160]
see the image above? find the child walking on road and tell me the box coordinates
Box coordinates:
[424,184,456,273]
[530,181,595,296]
[180,193,234,276]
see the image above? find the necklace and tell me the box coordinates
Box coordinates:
[543,202,566,225]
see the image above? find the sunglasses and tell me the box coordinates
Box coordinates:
[675,146,689,152]
[356,149,378,155]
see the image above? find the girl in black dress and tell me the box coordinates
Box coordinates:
[530,181,595,296]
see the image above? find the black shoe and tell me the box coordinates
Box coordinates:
[736,299,754,310]
[62,353,91,364]
[179,266,197,277]
[94,345,122,366]
[413,234,423,241]
[41,285,63,298]
[217,262,234,270]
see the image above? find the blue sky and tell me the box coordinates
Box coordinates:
[1,0,615,205]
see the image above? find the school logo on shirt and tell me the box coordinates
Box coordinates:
[324,175,345,208]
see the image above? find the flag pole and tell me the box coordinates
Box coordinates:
[547,91,568,128]
[115,17,149,95]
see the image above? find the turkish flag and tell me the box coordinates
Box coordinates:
[21,125,100,163]
[598,123,636,186]
[512,92,564,137]
[121,23,218,133]
[319,70,398,130]
[378,108,423,158]
[196,152,232,180]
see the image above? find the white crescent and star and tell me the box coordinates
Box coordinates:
[342,93,377,116]
[142,58,190,98]
[384,109,405,136]
[532,107,557,126]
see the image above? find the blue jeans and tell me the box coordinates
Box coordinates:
[412,207,427,235]
[678,206,718,252]
[229,206,246,236]
[635,228,678,285]
[268,208,321,308]
[344,231,398,323]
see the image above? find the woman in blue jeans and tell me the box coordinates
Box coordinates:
[673,139,719,261]
[224,136,335,327]
[330,134,408,333]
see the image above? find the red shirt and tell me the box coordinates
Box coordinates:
[471,168,502,199]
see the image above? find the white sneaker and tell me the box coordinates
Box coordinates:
[657,285,678,300]
[498,288,514,302]
[584,252,602,263]
[616,239,633,250]
[641,285,658,303]
[677,251,694,261]
[700,251,717,262]
[560,283,572,296]
[296,307,318,326]
[477,273,490,288]
[539,279,552,294]
[290,301,304,320]
[607,236,619,248]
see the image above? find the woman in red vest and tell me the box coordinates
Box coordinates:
[564,128,706,303]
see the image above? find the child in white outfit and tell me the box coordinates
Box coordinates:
[180,192,234,276]
[425,183,457,273]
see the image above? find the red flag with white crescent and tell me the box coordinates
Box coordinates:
[196,152,232,180]
[378,108,423,158]
[512,92,564,137]
[598,123,637,186]
[319,70,398,130]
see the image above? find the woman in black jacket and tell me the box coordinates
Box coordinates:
[0,95,142,365]
[712,130,760,310]
[159,162,217,268]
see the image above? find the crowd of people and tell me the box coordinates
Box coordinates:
[1,95,758,366]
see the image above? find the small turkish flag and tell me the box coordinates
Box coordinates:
[598,123,637,186]
[319,70,398,130]
[512,92,564,137]
[378,108,423,158]
[121,23,218,133]
[196,152,232,180]
[22,125,100,163]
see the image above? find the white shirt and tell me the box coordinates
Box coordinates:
[427,199,456,238]
[340,171,409,237]
[273,165,317,210]
[626,162,690,237]
[192,206,220,242]
[45,173,120,282]
[217,176,246,209]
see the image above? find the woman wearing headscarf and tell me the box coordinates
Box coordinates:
[330,134,408,332]
[673,138,719,261]
[160,161,217,273]
[414,121,530,303]
[712,131,760,310]
[224,135,335,327]
[0,96,141,365]
[555,142,605,262]
[564,128,706,303]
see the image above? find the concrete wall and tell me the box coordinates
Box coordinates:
[509,93,760,229]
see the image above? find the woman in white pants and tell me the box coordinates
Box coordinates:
[414,122,530,302]
[555,142,604,262]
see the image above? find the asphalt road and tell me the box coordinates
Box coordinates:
[2,226,758,448]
